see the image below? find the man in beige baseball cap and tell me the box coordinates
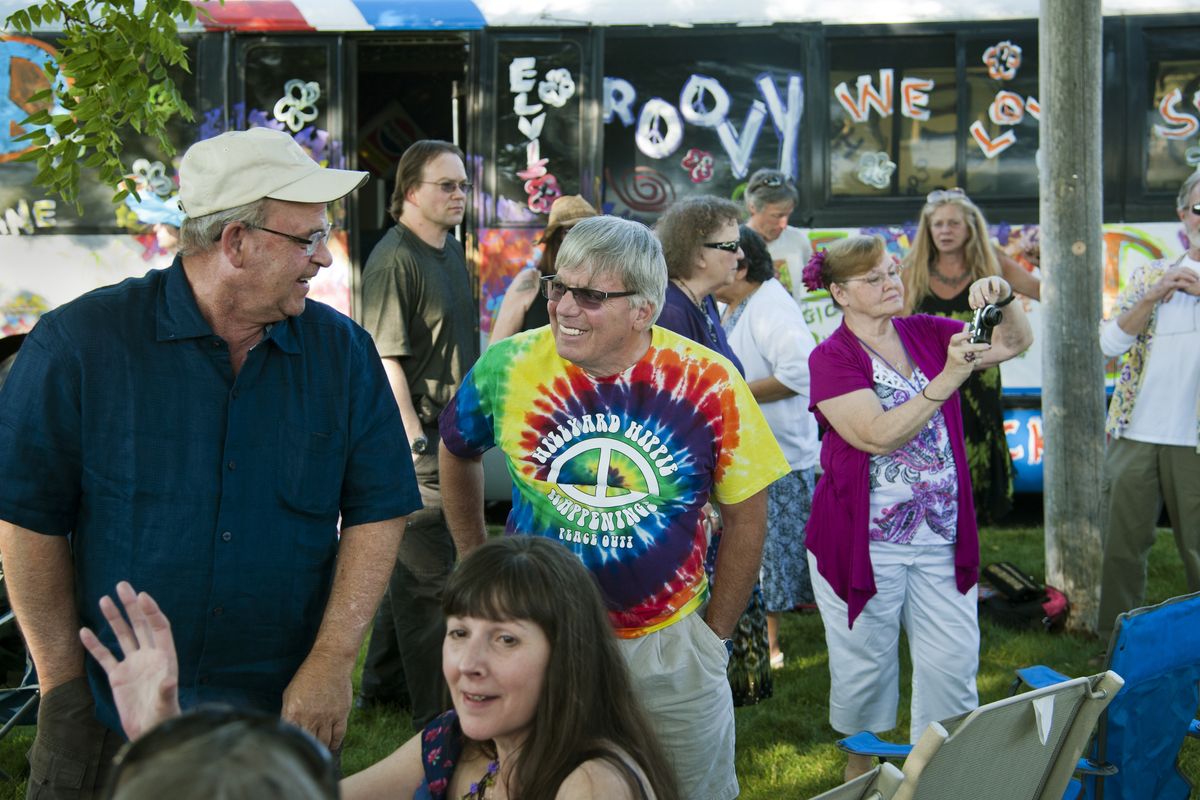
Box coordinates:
[0,125,418,799]
[178,126,367,218]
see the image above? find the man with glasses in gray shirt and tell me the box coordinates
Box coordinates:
[358,141,479,728]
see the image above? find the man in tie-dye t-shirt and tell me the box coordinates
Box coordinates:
[440,216,788,800]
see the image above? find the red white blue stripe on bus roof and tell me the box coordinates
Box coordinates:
[188,0,486,31]
[5,0,1199,33]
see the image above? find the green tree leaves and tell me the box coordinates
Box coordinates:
[4,1,218,210]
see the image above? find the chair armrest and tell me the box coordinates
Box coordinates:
[836,731,913,760]
[1076,757,1118,777]
[1189,719,1200,739]
[1016,665,1072,690]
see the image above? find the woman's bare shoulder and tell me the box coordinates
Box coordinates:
[553,749,655,800]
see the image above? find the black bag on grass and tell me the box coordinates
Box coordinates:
[979,561,1069,632]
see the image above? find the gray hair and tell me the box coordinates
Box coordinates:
[1177,170,1200,210]
[745,168,798,211]
[556,216,668,325]
[178,198,269,256]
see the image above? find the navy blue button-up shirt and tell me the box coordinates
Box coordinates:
[0,259,420,734]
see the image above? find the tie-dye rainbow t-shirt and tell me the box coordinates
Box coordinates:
[440,325,789,638]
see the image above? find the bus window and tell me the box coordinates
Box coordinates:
[601,28,809,220]
[963,31,1040,198]
[492,38,585,226]
[1145,56,1200,193]
[827,35,956,199]
[0,33,199,236]
[235,42,334,154]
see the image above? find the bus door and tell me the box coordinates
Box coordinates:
[350,33,470,307]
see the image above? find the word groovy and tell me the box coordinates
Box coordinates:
[604,72,803,179]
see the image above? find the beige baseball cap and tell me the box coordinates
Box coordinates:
[178,127,368,219]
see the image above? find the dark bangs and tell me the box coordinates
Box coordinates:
[442,537,573,636]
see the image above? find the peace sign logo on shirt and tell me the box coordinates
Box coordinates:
[546,438,660,509]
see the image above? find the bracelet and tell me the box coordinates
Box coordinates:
[921,386,951,403]
[995,290,1016,308]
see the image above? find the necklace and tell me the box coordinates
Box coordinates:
[673,280,721,348]
[462,759,499,800]
[673,279,703,308]
[930,264,969,285]
[855,333,922,396]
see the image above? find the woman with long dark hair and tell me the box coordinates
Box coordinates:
[81,537,678,800]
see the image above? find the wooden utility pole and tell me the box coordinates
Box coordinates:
[1039,0,1106,632]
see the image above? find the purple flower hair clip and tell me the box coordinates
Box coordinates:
[803,250,827,292]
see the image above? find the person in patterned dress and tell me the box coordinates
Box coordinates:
[803,235,1031,781]
[900,189,1040,523]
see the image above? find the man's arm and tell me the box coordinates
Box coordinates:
[381,357,424,445]
[439,442,487,558]
[281,516,404,750]
[746,376,798,404]
[0,522,84,693]
[705,489,769,639]
[1116,266,1199,336]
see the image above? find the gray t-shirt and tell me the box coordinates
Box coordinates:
[360,223,479,426]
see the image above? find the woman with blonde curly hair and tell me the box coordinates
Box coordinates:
[901,189,1040,522]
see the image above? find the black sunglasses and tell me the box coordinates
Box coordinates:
[104,705,337,798]
[541,275,637,309]
[703,240,741,253]
[1190,204,1200,216]
[751,174,789,189]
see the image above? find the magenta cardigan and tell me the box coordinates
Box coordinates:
[806,315,979,628]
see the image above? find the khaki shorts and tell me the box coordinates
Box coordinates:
[617,611,738,800]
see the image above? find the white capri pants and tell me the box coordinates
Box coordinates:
[809,543,979,743]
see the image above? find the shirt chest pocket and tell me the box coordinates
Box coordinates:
[277,427,346,517]
[1156,297,1199,336]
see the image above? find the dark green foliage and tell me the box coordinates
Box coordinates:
[3,1,217,210]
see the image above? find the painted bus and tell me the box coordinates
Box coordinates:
[2,0,1199,494]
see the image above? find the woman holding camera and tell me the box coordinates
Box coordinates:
[803,235,1030,780]
[901,189,1040,522]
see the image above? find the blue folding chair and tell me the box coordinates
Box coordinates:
[1017,591,1200,800]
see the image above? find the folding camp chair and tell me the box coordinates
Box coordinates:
[808,762,904,800]
[0,594,39,780]
[1017,591,1200,800]
[837,671,1123,800]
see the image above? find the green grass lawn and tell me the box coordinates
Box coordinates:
[0,525,1195,798]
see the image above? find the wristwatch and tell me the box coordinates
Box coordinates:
[410,435,429,455]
